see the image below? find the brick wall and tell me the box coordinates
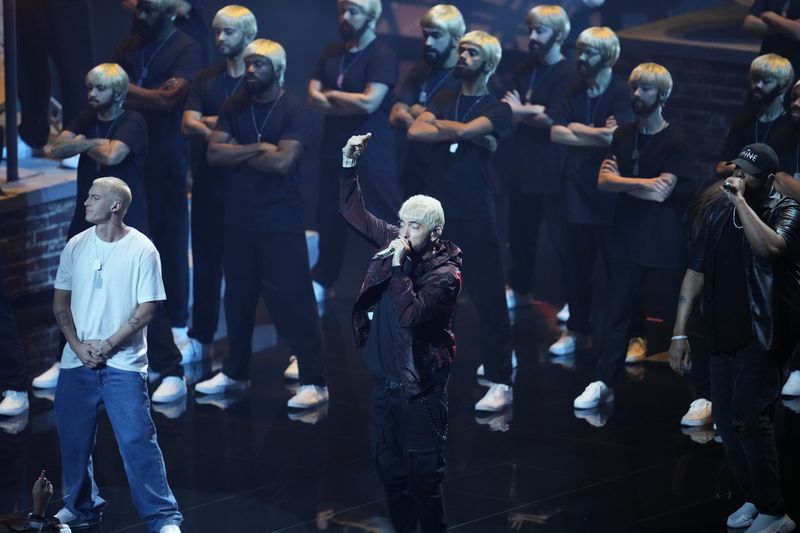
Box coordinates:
[1,196,75,300]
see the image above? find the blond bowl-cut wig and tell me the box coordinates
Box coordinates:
[460,30,503,77]
[338,0,382,20]
[576,26,620,68]
[93,177,133,214]
[399,195,445,233]
[751,53,795,92]
[526,5,571,43]
[420,4,466,40]
[629,62,673,101]
[213,5,258,41]
[244,39,287,87]
[85,63,130,101]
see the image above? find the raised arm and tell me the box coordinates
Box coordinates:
[726,177,789,257]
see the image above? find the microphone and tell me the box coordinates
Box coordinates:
[723,182,736,193]
[372,246,395,260]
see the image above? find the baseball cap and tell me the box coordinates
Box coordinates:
[727,143,779,175]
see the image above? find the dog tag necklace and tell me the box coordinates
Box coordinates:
[251,93,283,143]
[336,46,367,89]
[93,231,122,289]
[137,28,177,86]
[419,69,453,105]
[450,92,486,154]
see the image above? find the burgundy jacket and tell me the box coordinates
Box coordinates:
[340,166,462,398]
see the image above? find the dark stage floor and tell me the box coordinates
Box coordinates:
[1,236,799,533]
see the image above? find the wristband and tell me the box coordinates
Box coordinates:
[670,335,688,341]
[28,512,45,529]
[99,338,114,353]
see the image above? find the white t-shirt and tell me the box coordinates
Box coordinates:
[55,227,166,373]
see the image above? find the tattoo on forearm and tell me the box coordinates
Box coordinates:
[127,314,141,329]
[55,310,73,328]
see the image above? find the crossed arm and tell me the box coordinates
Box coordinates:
[597,156,677,202]
[308,79,390,115]
[125,77,191,113]
[50,130,131,165]
[207,129,304,174]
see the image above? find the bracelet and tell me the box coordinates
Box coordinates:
[670,335,688,341]
[28,512,45,529]
[99,338,114,353]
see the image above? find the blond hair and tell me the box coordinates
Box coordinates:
[85,63,130,101]
[420,4,465,40]
[526,5,571,43]
[399,195,445,232]
[148,0,181,17]
[213,5,258,41]
[751,53,795,92]
[244,39,287,86]
[338,0,382,20]
[629,62,673,101]
[93,177,132,214]
[460,30,503,77]
[576,26,620,67]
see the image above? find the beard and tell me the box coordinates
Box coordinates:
[790,106,800,127]
[89,98,115,113]
[219,38,246,59]
[631,96,659,116]
[747,86,782,108]
[339,20,369,42]
[133,16,168,41]
[245,73,276,94]
[528,32,557,61]
[423,43,453,67]
[453,62,482,81]
[576,58,604,80]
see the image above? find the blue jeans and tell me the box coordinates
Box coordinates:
[55,366,182,532]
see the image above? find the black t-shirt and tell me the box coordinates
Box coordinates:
[608,123,693,269]
[216,90,312,232]
[710,218,752,352]
[509,57,576,194]
[750,0,800,75]
[423,90,512,220]
[767,115,800,176]
[112,29,201,174]
[312,38,397,160]
[362,279,402,380]
[66,108,149,234]
[185,63,245,178]
[555,76,634,225]
[719,111,785,164]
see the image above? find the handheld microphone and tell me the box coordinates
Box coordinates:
[372,247,395,260]
[723,182,736,194]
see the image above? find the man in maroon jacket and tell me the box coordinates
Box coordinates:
[340,133,461,533]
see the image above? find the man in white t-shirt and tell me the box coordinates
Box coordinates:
[51,177,182,533]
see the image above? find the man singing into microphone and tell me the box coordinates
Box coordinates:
[341,133,461,533]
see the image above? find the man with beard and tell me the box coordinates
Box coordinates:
[548,27,633,358]
[502,5,575,311]
[112,0,201,365]
[201,39,329,409]
[389,4,464,197]
[46,64,187,406]
[716,54,793,179]
[573,63,695,413]
[408,31,515,413]
[744,0,800,82]
[308,0,400,303]
[669,144,800,533]
[180,5,257,362]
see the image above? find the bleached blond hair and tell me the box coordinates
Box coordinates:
[577,26,620,67]
[85,63,130,101]
[420,4,465,40]
[629,62,673,101]
[460,30,503,77]
[93,177,132,214]
[399,195,445,232]
[526,5,571,43]
[751,53,795,92]
[244,39,287,87]
[213,5,258,41]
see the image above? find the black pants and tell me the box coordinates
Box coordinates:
[711,345,785,515]
[17,0,93,147]
[312,153,399,288]
[443,218,514,385]
[507,192,568,296]
[188,167,226,344]
[564,223,612,335]
[143,159,189,328]
[371,379,448,533]
[223,226,326,385]
[0,252,26,392]
[687,307,712,400]
[595,258,683,386]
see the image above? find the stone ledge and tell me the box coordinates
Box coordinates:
[0,159,76,213]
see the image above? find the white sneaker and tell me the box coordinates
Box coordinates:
[0,410,29,434]
[159,524,182,533]
[180,338,203,365]
[727,501,757,528]
[549,330,589,355]
[0,390,29,416]
[287,403,329,424]
[283,355,299,380]
[680,398,712,427]
[556,303,570,322]
[151,377,187,403]
[475,406,513,431]
[476,352,518,377]
[194,372,250,395]
[313,281,333,303]
[60,154,80,169]
[625,337,648,363]
[474,383,513,412]
[782,370,800,397]
[152,397,187,419]
[505,287,533,310]
[573,381,614,410]
[287,385,329,408]
[573,407,610,427]
[32,362,60,389]
[784,397,800,414]
[744,512,795,533]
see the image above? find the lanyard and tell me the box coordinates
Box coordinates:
[419,69,453,105]
[336,47,367,89]
[137,29,177,86]
[250,93,283,143]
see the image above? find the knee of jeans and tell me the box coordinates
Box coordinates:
[408,447,444,497]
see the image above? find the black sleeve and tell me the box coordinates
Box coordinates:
[546,70,573,116]
[280,100,314,148]
[607,128,623,161]
[662,129,691,179]
[610,83,635,127]
[112,112,148,156]
[65,107,95,135]
[552,87,574,126]
[215,100,235,137]
[364,43,397,86]
[688,215,709,273]
[720,121,745,163]
[184,76,204,113]
[395,64,422,106]
[481,100,513,140]
[311,51,326,81]
[749,0,767,16]
[170,40,202,81]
